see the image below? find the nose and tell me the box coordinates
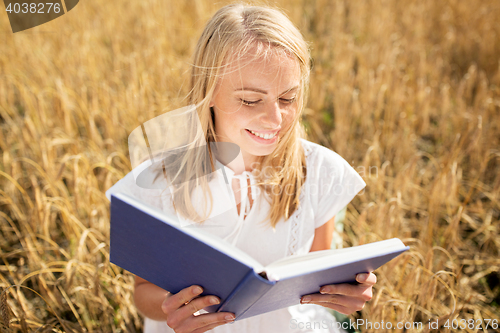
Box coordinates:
[260,101,283,128]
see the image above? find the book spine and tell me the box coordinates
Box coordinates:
[217,270,275,319]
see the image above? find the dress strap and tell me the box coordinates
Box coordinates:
[223,171,255,246]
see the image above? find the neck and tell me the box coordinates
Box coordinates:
[225,151,260,175]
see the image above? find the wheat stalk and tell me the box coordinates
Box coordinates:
[0,288,10,329]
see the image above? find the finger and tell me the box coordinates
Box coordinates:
[301,293,366,310]
[177,312,235,333]
[191,313,236,333]
[356,272,377,285]
[315,301,359,315]
[176,295,221,319]
[301,294,365,307]
[166,295,219,330]
[162,285,204,314]
[319,283,372,298]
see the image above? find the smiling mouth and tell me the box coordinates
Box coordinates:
[246,129,279,140]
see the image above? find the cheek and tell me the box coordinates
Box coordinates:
[216,111,236,127]
[281,107,298,127]
[214,109,246,138]
[218,106,250,125]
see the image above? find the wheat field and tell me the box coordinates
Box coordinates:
[0,0,499,332]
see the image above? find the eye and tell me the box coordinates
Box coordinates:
[279,97,296,104]
[240,99,261,106]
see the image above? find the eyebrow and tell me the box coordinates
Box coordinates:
[235,86,299,95]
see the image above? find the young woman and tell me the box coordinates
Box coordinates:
[106,3,375,332]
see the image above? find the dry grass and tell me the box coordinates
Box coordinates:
[0,0,499,332]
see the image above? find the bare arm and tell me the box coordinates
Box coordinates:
[309,216,335,252]
[304,215,377,314]
[134,275,170,321]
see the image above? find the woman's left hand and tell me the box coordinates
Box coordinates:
[300,272,377,315]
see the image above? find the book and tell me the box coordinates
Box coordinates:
[109,192,409,320]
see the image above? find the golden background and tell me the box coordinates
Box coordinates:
[0,0,499,331]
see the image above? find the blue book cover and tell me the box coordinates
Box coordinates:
[109,193,409,320]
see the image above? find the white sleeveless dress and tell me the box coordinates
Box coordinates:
[105,139,366,333]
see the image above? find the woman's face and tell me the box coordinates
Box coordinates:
[210,45,301,169]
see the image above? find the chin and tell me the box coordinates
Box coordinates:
[246,144,278,157]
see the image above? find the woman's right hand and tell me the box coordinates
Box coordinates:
[161,285,235,333]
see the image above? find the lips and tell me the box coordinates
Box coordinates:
[247,129,278,140]
[245,129,280,144]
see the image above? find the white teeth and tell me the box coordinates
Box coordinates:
[250,130,277,140]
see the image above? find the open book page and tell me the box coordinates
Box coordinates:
[264,238,407,282]
[117,193,265,273]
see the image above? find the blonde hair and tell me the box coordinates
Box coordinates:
[164,3,311,228]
